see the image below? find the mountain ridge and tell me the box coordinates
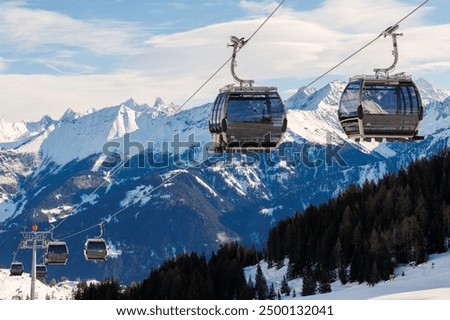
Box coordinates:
[1,78,450,282]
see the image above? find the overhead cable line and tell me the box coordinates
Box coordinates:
[52,0,287,237]
[304,0,429,89]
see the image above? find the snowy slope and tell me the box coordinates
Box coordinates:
[0,119,28,143]
[284,81,351,145]
[0,116,56,151]
[0,268,76,300]
[420,96,450,138]
[38,98,211,168]
[245,251,450,300]
[2,251,450,300]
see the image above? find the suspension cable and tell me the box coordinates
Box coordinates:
[17,0,430,243]
[52,0,287,238]
[304,0,429,89]
[60,170,180,241]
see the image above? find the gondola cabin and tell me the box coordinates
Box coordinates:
[338,74,423,141]
[84,238,108,261]
[45,241,69,265]
[10,261,24,276]
[36,264,47,280]
[209,85,287,151]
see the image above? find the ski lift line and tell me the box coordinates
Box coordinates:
[102,0,286,144]
[11,238,23,266]
[394,0,429,27]
[60,221,106,241]
[57,0,429,244]
[50,0,286,235]
[245,0,286,44]
[58,223,99,241]
[304,0,429,89]
[59,168,184,241]
[50,141,159,231]
[51,171,116,231]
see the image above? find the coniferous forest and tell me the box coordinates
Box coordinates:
[75,243,263,299]
[75,148,450,299]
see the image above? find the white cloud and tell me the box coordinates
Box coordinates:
[0,3,145,56]
[0,73,151,121]
[239,0,282,16]
[293,0,431,33]
[140,3,450,91]
[1,0,449,123]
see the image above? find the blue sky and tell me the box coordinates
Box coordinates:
[0,0,449,121]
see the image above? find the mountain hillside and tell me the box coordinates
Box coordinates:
[0,78,449,283]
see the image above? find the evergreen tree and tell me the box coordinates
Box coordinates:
[280,275,290,296]
[301,266,316,296]
[268,284,276,300]
[316,268,332,294]
[255,264,269,300]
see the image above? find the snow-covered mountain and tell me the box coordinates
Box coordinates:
[0,78,449,283]
[416,77,450,105]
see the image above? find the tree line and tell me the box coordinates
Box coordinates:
[75,148,450,299]
[267,148,450,292]
[75,243,265,299]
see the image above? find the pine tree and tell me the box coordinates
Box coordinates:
[301,266,316,296]
[255,264,269,300]
[317,268,332,294]
[280,275,290,296]
[268,284,276,300]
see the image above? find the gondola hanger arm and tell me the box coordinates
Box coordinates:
[228,35,255,88]
[374,25,403,78]
[304,0,429,88]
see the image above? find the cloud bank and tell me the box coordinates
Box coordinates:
[0,0,448,122]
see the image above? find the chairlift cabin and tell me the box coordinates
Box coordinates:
[339,75,423,141]
[84,238,108,261]
[209,36,287,151]
[36,264,47,280]
[45,241,69,265]
[10,261,24,276]
[338,25,423,142]
[210,86,287,151]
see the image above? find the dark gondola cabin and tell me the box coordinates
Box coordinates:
[84,238,107,261]
[45,241,69,265]
[338,25,424,142]
[10,261,24,276]
[209,86,287,151]
[36,264,47,280]
[209,35,287,152]
[338,74,423,141]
